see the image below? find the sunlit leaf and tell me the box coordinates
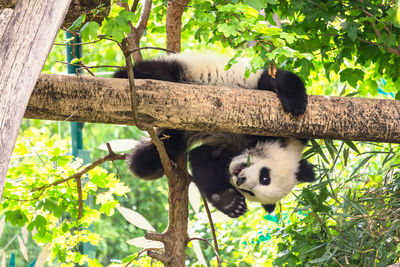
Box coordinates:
[189,182,201,213]
[117,206,155,231]
[0,217,5,240]
[34,244,51,267]
[192,240,207,266]
[98,139,139,152]
[0,251,5,267]
[17,235,29,262]
[21,226,29,244]
[126,237,163,249]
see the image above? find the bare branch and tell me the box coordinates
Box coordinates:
[357,37,400,56]
[135,0,152,38]
[188,238,221,266]
[147,250,169,264]
[147,128,176,178]
[55,60,123,70]
[31,151,127,193]
[76,175,83,221]
[201,194,220,257]
[128,46,176,54]
[131,0,140,12]
[145,232,167,243]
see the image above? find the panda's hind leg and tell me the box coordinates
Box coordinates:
[189,145,247,218]
[127,129,185,180]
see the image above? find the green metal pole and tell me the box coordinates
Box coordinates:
[66,32,95,265]
[66,32,84,156]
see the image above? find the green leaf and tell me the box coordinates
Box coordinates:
[244,0,273,10]
[42,199,63,218]
[395,89,400,100]
[346,21,359,41]
[311,139,329,164]
[340,68,364,88]
[343,140,360,154]
[350,155,372,178]
[119,10,135,22]
[217,23,238,37]
[69,14,86,31]
[102,19,125,42]
[81,21,100,40]
[5,210,28,227]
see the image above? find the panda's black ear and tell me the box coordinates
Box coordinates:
[262,204,276,213]
[296,159,316,183]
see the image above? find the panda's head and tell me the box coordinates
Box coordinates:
[229,138,315,213]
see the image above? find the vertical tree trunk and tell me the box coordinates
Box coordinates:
[144,1,192,266]
[165,0,190,52]
[0,0,72,199]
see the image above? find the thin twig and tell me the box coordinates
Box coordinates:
[127,46,176,54]
[135,0,152,38]
[31,152,127,193]
[55,60,123,69]
[201,193,220,256]
[54,39,105,46]
[131,0,140,12]
[2,189,46,202]
[121,40,140,126]
[79,62,96,76]
[188,237,222,266]
[28,139,49,171]
[76,175,83,221]
[146,128,175,178]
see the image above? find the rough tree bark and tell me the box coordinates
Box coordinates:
[0,0,111,28]
[25,74,400,144]
[0,0,72,199]
[165,0,190,52]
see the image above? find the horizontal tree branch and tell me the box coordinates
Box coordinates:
[25,74,400,143]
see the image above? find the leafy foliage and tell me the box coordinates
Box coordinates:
[2,127,130,266]
[186,0,400,97]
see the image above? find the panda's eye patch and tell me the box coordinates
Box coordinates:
[232,163,247,176]
[259,167,271,185]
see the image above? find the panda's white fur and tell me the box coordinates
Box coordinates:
[159,53,263,89]
[229,138,305,204]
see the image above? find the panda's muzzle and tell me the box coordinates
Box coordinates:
[236,177,246,186]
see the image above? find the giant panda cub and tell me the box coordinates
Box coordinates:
[114,53,316,218]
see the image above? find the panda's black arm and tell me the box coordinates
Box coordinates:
[258,70,308,115]
[189,145,247,218]
[113,59,184,83]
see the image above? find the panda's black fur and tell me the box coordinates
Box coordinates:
[115,53,316,218]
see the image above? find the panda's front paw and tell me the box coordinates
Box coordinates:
[278,93,308,116]
[209,188,247,218]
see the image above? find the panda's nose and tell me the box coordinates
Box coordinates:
[236,177,246,187]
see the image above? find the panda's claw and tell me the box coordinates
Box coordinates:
[208,188,247,218]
